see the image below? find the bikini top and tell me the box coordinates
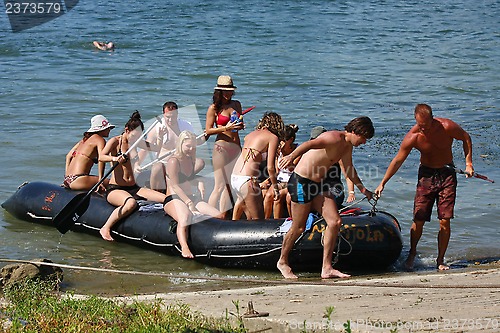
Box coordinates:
[216,111,240,126]
[169,157,196,183]
[71,141,98,164]
[240,147,267,171]
[115,134,131,162]
[71,150,98,164]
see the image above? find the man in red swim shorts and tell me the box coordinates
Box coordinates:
[375,104,474,271]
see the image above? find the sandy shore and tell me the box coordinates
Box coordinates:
[116,263,500,333]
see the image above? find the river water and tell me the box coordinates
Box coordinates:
[0,0,498,294]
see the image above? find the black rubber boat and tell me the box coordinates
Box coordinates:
[2,181,403,271]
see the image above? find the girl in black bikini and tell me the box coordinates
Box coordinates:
[164,131,224,258]
[64,115,114,191]
[99,111,168,242]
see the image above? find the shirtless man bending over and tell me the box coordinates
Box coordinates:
[375,104,474,271]
[277,117,375,279]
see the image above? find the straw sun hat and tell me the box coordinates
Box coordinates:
[214,75,237,91]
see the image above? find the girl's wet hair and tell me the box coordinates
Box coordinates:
[284,124,299,141]
[344,116,374,139]
[125,111,144,132]
[256,112,285,140]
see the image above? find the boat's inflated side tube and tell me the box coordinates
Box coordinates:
[2,181,403,271]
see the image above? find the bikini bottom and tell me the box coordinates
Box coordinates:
[231,174,258,193]
[62,173,89,188]
[105,184,146,201]
[163,193,200,205]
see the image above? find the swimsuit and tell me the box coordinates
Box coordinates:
[163,193,200,205]
[62,173,89,188]
[276,152,293,183]
[322,163,345,207]
[166,157,197,183]
[322,163,342,190]
[163,194,180,205]
[71,150,98,164]
[287,173,323,204]
[64,141,98,188]
[414,164,457,221]
[240,147,267,172]
[105,184,146,201]
[214,141,241,157]
[231,146,267,191]
[216,111,240,126]
[231,174,258,193]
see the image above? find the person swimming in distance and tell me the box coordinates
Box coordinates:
[93,41,115,51]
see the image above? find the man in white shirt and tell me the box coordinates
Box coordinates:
[143,101,195,192]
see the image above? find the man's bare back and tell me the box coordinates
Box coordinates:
[292,131,351,182]
[277,117,375,279]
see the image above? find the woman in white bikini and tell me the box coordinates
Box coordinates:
[63,115,115,191]
[231,112,285,220]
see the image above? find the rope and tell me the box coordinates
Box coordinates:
[0,259,498,289]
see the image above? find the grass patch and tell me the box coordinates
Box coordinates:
[1,280,247,333]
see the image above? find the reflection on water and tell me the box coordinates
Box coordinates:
[1,0,499,294]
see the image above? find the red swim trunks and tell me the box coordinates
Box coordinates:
[413,164,457,222]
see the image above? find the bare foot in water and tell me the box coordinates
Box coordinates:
[100,228,114,241]
[437,262,450,271]
[404,253,416,271]
[181,248,194,259]
[321,268,350,279]
[277,261,298,279]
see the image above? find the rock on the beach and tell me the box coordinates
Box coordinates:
[0,259,63,288]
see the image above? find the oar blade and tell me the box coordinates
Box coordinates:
[474,173,495,183]
[53,193,91,234]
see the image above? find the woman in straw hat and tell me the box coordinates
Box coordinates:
[205,75,244,215]
[63,115,115,191]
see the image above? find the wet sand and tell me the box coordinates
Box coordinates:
[115,262,500,332]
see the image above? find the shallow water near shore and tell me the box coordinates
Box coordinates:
[0,0,498,294]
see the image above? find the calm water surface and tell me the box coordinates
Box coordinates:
[0,0,498,294]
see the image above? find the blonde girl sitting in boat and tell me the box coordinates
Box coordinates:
[164,130,224,258]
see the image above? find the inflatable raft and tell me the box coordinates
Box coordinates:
[2,181,403,271]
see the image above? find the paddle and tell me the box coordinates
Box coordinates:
[139,108,257,171]
[446,165,494,183]
[53,119,160,234]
